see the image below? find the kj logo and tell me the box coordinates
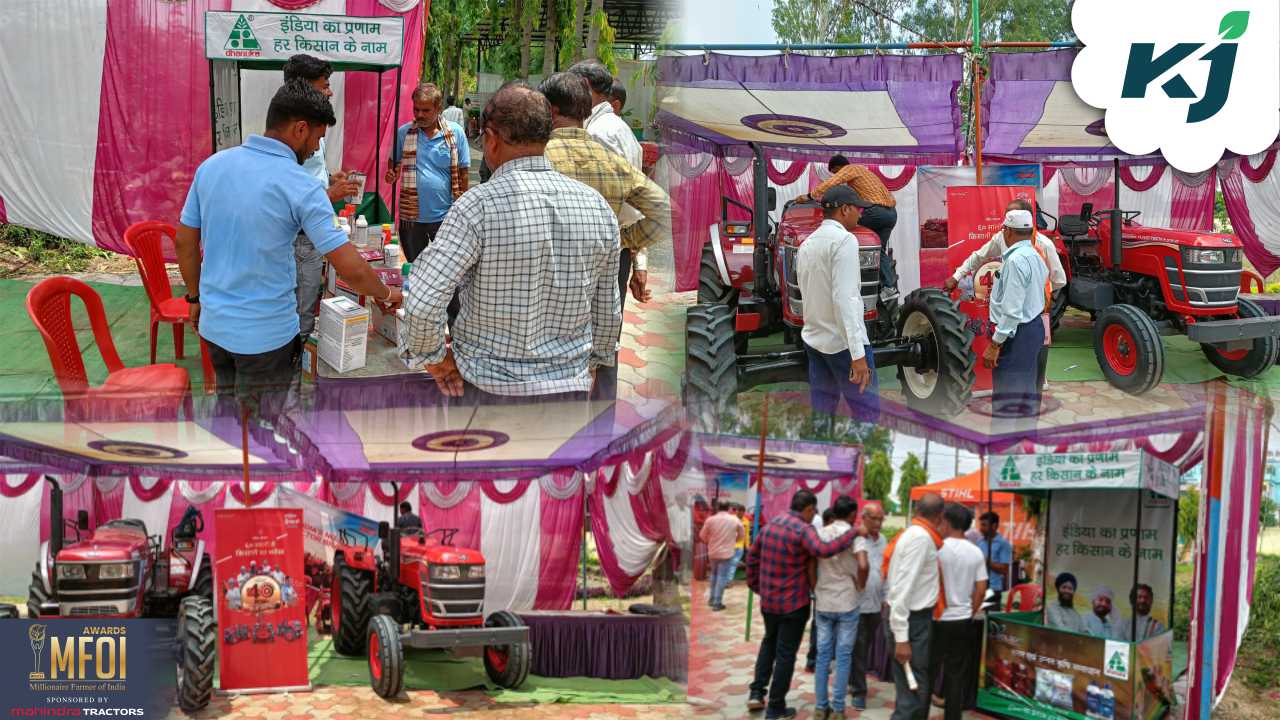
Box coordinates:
[1071,1,1279,173]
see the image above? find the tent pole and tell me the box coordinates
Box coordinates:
[582,476,589,610]
[240,403,251,506]
[746,394,769,642]
[1132,489,1142,642]
[208,63,217,155]
[1042,490,1051,612]
[377,69,385,225]
[973,58,984,184]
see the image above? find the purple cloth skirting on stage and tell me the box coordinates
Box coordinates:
[518,611,688,681]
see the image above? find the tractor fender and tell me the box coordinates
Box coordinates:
[38,541,53,595]
[339,548,378,573]
[186,540,207,592]
[708,223,731,287]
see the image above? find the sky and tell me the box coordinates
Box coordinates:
[678,0,779,47]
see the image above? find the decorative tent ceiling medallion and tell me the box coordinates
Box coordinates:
[411,430,510,454]
[86,440,188,460]
[741,452,796,466]
[742,114,847,140]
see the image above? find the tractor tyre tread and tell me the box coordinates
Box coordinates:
[176,596,216,713]
[333,556,373,656]
[1199,297,1279,378]
[1093,304,1164,395]
[368,614,404,699]
[684,304,739,429]
[895,289,976,416]
[27,565,48,619]
[483,610,531,690]
[698,243,730,304]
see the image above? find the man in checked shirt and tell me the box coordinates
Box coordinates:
[398,82,622,401]
[746,489,866,719]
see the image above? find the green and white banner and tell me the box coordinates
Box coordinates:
[205,11,404,67]
[990,451,1178,498]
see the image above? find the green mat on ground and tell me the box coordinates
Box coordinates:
[303,636,683,704]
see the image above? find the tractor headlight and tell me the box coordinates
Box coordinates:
[57,564,86,580]
[431,565,462,580]
[1186,249,1225,265]
[99,562,135,580]
[860,249,880,270]
[467,564,485,579]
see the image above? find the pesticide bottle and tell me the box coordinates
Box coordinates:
[1086,681,1100,717]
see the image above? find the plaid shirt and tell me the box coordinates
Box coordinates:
[399,155,622,396]
[810,163,896,208]
[544,127,671,253]
[746,511,858,615]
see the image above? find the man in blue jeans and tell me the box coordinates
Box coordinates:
[812,496,864,720]
[699,500,744,611]
[796,185,880,427]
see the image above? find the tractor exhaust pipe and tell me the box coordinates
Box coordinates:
[387,481,401,576]
[1111,158,1123,269]
[47,476,63,558]
[751,142,770,295]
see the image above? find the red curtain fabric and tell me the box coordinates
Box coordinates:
[1119,164,1166,192]
[535,472,585,609]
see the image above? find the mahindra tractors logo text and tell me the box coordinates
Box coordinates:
[1071,1,1278,173]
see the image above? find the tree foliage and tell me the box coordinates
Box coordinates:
[897,452,928,516]
[1261,495,1279,530]
[1178,486,1200,560]
[864,451,894,504]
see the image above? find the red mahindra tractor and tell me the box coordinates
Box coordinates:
[687,148,976,422]
[331,517,531,699]
[24,477,217,713]
[1037,163,1279,394]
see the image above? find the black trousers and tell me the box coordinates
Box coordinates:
[750,604,810,714]
[806,614,818,667]
[928,619,979,720]
[888,609,933,720]
[993,318,1046,418]
[398,220,442,264]
[205,335,301,420]
[618,246,633,311]
[849,611,882,699]
[859,204,899,290]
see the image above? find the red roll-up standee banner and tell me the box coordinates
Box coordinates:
[213,508,311,694]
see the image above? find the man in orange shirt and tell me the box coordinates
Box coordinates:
[801,154,900,308]
[701,500,746,611]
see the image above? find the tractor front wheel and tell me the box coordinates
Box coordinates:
[175,596,215,713]
[894,289,976,416]
[367,614,404,699]
[1049,288,1068,334]
[1199,297,1278,378]
[684,304,739,428]
[331,555,372,656]
[482,610,531,689]
[1093,304,1164,394]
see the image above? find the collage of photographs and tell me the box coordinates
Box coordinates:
[0,0,1277,719]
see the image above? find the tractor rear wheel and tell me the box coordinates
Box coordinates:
[191,560,213,601]
[1199,297,1279,378]
[1093,304,1164,394]
[175,596,215,713]
[698,242,731,304]
[1049,288,1068,334]
[894,289,976,416]
[684,304,739,428]
[482,610,531,689]
[332,555,372,656]
[367,614,404,699]
[27,564,49,618]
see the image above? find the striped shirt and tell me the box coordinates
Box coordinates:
[746,511,857,615]
[399,155,622,396]
[810,163,896,208]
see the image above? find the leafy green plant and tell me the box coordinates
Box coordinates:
[864,451,893,504]
[0,224,111,277]
[897,452,927,516]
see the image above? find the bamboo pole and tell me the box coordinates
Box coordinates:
[745,394,769,642]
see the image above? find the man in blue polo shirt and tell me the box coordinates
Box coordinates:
[175,81,401,410]
[970,511,1013,607]
[385,82,470,262]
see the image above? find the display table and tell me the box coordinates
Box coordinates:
[317,335,414,381]
[518,611,687,681]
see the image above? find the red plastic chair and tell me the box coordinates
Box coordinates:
[122,221,214,393]
[1241,269,1265,294]
[1005,583,1044,612]
[25,277,194,422]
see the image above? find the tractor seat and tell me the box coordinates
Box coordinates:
[102,518,148,535]
[1057,216,1092,239]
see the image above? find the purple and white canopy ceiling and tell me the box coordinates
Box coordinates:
[656,52,966,161]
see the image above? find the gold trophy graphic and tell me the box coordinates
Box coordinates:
[29,624,47,680]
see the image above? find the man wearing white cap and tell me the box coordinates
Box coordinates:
[982,209,1050,417]
[1084,585,1120,639]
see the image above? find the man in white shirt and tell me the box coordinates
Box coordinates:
[982,209,1050,418]
[850,503,887,710]
[1084,585,1121,639]
[567,61,650,306]
[1044,572,1088,634]
[441,94,465,127]
[929,503,988,720]
[884,492,945,720]
[812,497,863,720]
[1118,583,1167,642]
[796,185,880,426]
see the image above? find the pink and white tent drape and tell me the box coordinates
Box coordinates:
[1185,385,1271,719]
[1219,149,1280,277]
[0,0,424,252]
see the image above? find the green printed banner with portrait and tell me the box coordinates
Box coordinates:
[990,451,1179,499]
[1046,490,1175,638]
[205,11,404,68]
